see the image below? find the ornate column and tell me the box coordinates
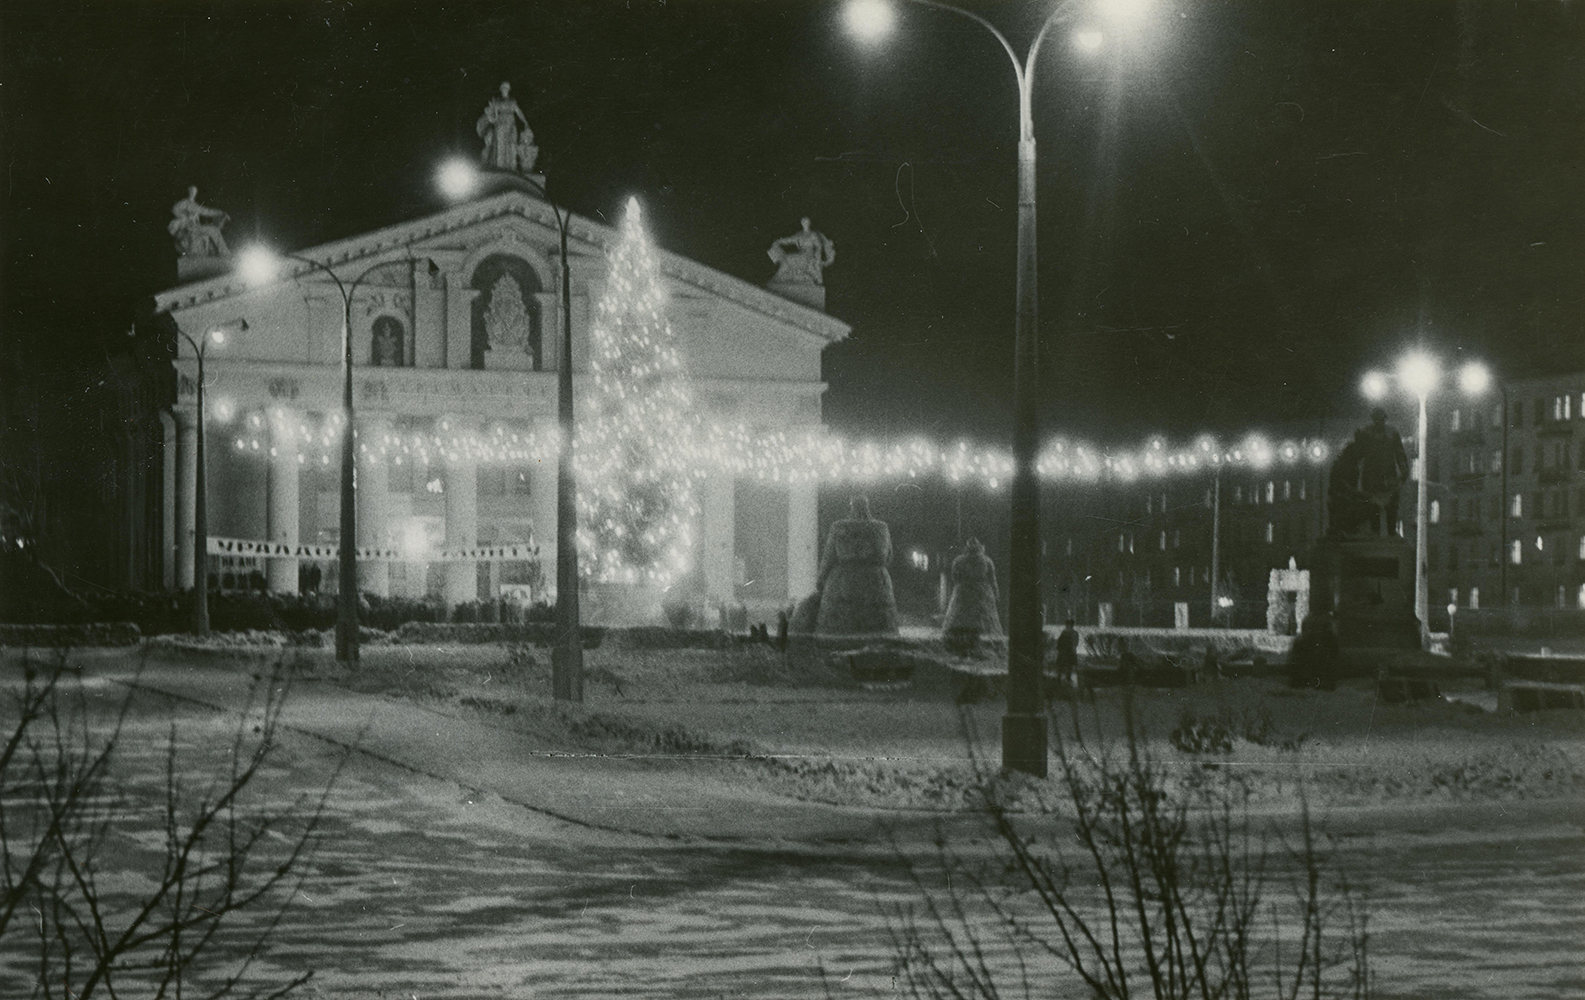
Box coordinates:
[444,272,479,370]
[443,416,479,608]
[175,408,199,590]
[701,474,736,605]
[266,411,300,595]
[787,480,819,600]
[356,415,393,596]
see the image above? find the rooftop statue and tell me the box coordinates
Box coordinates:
[767,217,836,286]
[477,82,539,175]
[1326,408,1410,538]
[168,186,230,257]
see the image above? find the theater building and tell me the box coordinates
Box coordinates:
[152,188,849,621]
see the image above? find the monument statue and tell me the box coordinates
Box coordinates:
[168,186,231,257]
[476,82,538,175]
[942,537,1003,640]
[789,496,900,636]
[1326,408,1410,537]
[767,217,836,286]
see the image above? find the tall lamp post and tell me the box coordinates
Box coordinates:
[438,159,582,701]
[174,324,235,635]
[1362,353,1492,647]
[845,0,1147,777]
[238,248,433,666]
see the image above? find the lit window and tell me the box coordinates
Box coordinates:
[1579,535,1585,560]
[1265,522,1274,544]
[1172,529,1180,548]
[1159,530,1167,551]
[1491,405,1502,429]
[1299,480,1307,500]
[1129,534,1135,554]
[1511,493,1523,518]
[1161,493,1169,512]
[1283,480,1292,500]
[1578,584,1585,611]
[1450,409,1462,432]
[1558,585,1569,609]
[1430,500,1440,524]
[1449,588,1459,607]
[1146,497,1153,515]
[1234,486,1243,504]
[910,550,929,571]
[1510,540,1522,564]
[1118,534,1126,553]
[1266,481,1275,503]
[1173,566,1182,587]
[1492,450,1502,473]
[1536,534,1545,552]
[1469,587,1480,610]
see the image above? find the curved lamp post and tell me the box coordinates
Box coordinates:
[845,0,1149,776]
[438,159,582,702]
[173,323,238,635]
[238,247,435,666]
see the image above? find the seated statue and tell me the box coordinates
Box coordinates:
[941,537,1002,639]
[802,495,900,637]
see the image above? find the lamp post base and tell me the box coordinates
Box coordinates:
[1001,712,1048,777]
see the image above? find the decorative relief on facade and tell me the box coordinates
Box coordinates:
[359,290,413,318]
[483,275,532,355]
[370,316,406,367]
[267,377,302,400]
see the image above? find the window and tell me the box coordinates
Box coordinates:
[1129,534,1135,554]
[1511,447,1524,474]
[1066,537,1074,556]
[1204,489,1213,509]
[1578,584,1585,611]
[1234,486,1243,504]
[1161,493,1169,513]
[1579,534,1585,560]
[1511,493,1523,518]
[1449,409,1462,433]
[1265,481,1275,503]
[387,459,413,494]
[1512,400,1524,427]
[1429,500,1440,524]
[1118,533,1126,553]
[1510,539,1523,564]
[1448,544,1459,570]
[1469,587,1480,610]
[1173,566,1182,587]
[1283,480,1292,500]
[1534,398,1546,426]
[1557,585,1568,609]
[1264,522,1274,544]
[1146,497,1153,515]
[1490,405,1502,429]
[1556,394,1572,421]
[1159,530,1168,551]
[1299,480,1307,501]
[1449,587,1459,608]
[1492,450,1502,473]
[1535,534,1545,552]
[1172,529,1181,548]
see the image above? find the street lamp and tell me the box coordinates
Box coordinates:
[844,0,1150,776]
[437,157,583,702]
[174,323,239,635]
[1359,351,1491,647]
[238,246,433,666]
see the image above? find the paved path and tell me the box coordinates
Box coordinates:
[4,652,1581,998]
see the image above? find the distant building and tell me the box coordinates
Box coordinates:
[1425,373,1585,622]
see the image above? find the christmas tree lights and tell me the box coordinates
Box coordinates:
[576,197,698,585]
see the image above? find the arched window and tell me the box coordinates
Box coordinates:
[469,254,543,370]
[370,315,405,367]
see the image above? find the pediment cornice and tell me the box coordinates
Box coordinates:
[153,191,850,344]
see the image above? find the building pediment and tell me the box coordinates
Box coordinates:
[153,191,850,348]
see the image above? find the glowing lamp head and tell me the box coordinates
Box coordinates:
[211,397,236,423]
[1074,29,1104,52]
[845,0,895,43]
[1360,370,1389,402]
[207,328,226,346]
[1458,361,1492,397]
[237,245,281,286]
[1397,351,1439,398]
[626,195,643,221]
[437,158,479,200]
[1097,0,1152,29]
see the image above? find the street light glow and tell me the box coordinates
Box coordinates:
[437,158,479,200]
[1097,0,1152,28]
[1459,360,1492,396]
[1361,370,1389,401]
[207,328,226,345]
[237,245,280,286]
[1074,29,1104,52]
[1397,351,1440,398]
[845,0,895,43]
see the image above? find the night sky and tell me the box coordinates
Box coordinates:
[5,0,1583,448]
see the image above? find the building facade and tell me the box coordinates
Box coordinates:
[152,189,849,621]
[1426,372,1585,620]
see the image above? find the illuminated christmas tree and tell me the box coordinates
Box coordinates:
[577,197,697,585]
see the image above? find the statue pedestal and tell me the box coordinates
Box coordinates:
[766,280,826,312]
[1308,535,1420,649]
